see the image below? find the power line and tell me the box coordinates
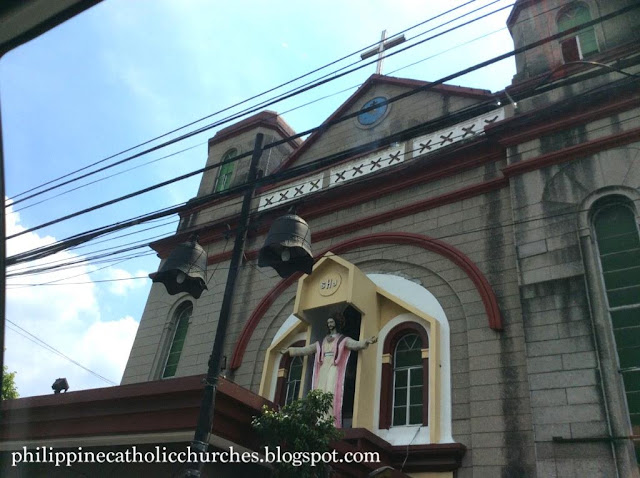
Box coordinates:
[7,0,490,205]
[16,0,638,231]
[8,91,640,280]
[6,3,639,270]
[7,229,166,276]
[12,141,207,214]
[7,276,150,288]
[6,58,639,272]
[15,8,518,214]
[3,1,608,241]
[33,0,572,214]
[6,319,118,385]
[14,187,640,290]
[8,1,504,211]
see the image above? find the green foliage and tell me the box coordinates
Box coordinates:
[252,390,342,478]
[2,366,19,400]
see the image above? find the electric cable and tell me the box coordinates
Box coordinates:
[6,41,640,274]
[8,2,632,243]
[8,99,640,281]
[6,319,118,385]
[7,0,490,203]
[39,182,640,299]
[10,62,640,274]
[7,254,151,287]
[33,0,570,212]
[7,276,150,288]
[12,9,518,215]
[7,229,169,276]
[6,2,604,224]
[12,141,207,214]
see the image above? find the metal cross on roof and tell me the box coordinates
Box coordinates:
[360,30,406,75]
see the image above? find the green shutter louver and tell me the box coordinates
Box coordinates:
[162,302,193,378]
[215,149,237,192]
[557,4,599,57]
[594,202,640,460]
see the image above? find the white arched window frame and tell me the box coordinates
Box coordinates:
[371,274,452,447]
[391,331,427,427]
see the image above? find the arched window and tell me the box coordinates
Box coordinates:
[379,323,429,429]
[162,302,193,378]
[393,333,423,426]
[274,340,305,406]
[284,356,304,406]
[215,148,237,192]
[593,199,640,440]
[557,3,598,61]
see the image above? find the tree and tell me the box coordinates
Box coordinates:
[2,366,19,400]
[252,390,342,478]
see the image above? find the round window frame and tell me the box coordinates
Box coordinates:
[356,96,390,129]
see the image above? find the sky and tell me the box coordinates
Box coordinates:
[0,0,517,397]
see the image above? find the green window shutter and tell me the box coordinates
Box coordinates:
[215,149,237,192]
[392,334,424,426]
[577,30,598,56]
[594,202,640,461]
[163,302,193,378]
[558,4,598,57]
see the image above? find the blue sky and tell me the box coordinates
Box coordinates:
[1,0,516,397]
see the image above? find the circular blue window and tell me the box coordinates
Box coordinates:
[358,97,388,126]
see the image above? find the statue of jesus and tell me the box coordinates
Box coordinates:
[280,314,377,427]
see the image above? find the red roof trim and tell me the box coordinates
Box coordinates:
[0,375,269,445]
[153,140,501,259]
[490,93,640,146]
[209,110,302,149]
[502,125,640,178]
[274,74,492,172]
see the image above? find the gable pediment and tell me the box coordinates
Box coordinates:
[255,75,502,214]
[280,75,493,171]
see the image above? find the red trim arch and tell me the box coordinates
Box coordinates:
[229,232,503,370]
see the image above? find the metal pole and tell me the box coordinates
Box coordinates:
[0,96,7,406]
[184,133,264,477]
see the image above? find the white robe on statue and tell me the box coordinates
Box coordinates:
[289,333,369,427]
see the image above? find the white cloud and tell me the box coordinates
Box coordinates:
[4,202,139,397]
[105,268,149,296]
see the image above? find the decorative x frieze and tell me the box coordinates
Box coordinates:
[412,107,504,159]
[329,145,406,188]
[256,108,505,213]
[258,173,324,211]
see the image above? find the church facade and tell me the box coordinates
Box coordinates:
[3,1,640,477]
[125,0,640,475]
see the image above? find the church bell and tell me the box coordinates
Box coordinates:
[153,235,208,299]
[258,214,314,278]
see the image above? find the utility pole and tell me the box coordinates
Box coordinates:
[184,133,264,477]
